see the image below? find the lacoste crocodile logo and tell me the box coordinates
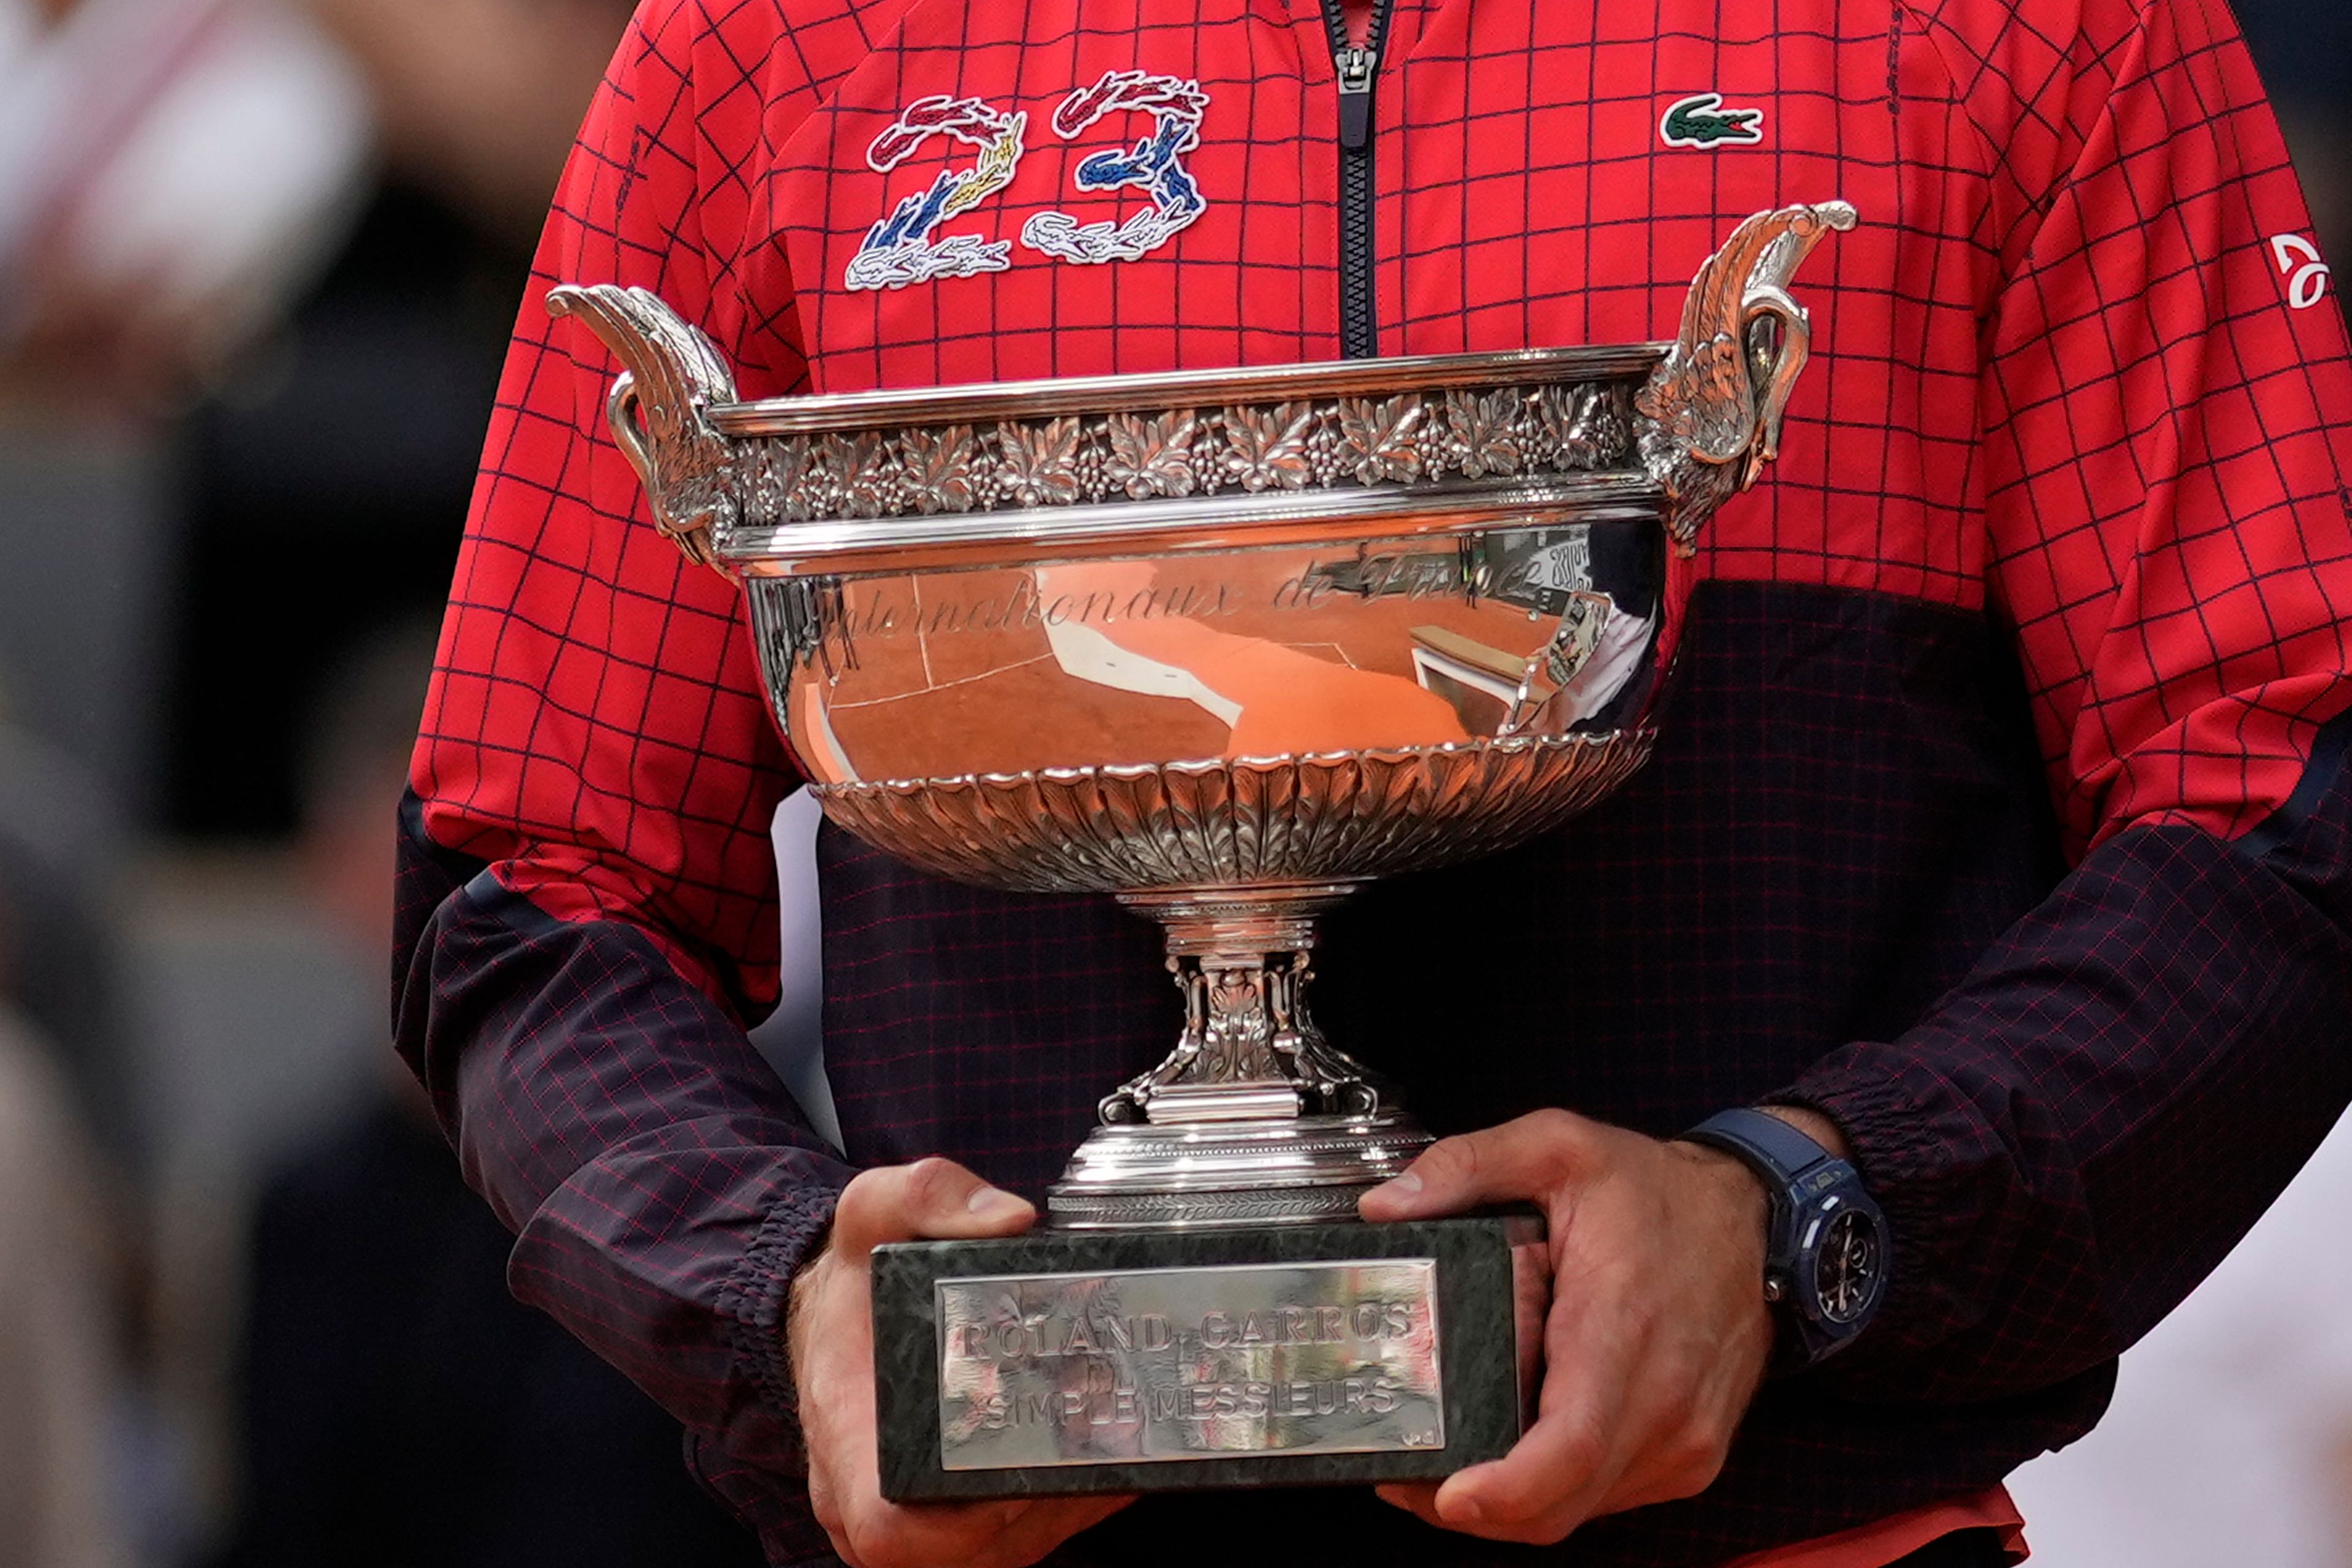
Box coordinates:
[1660,92,1765,149]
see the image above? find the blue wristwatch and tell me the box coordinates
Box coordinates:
[1681,1107,1888,1368]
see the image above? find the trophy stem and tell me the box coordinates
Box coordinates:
[1046,883,1434,1231]
[1103,883,1398,1126]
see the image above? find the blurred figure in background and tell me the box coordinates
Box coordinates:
[0,0,633,833]
[0,744,130,1568]
[0,0,371,412]
[4,2,662,1562]
[210,624,764,1568]
[0,711,164,1566]
[0,711,139,1172]
[0,0,367,850]
[299,0,644,252]
[162,0,639,840]
[0,991,127,1568]
[0,0,626,410]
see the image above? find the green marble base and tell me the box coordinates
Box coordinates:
[871,1217,1528,1501]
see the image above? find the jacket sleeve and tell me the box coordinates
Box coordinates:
[393,0,854,1528]
[1779,0,2352,1400]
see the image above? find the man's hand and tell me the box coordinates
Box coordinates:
[788,1159,1134,1568]
[1359,1109,1777,1545]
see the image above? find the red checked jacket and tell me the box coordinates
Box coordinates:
[395,1,2352,1563]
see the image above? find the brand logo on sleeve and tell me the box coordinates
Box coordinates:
[1659,92,1765,149]
[2271,234,2334,311]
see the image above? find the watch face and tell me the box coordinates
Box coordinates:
[1812,1207,1882,1325]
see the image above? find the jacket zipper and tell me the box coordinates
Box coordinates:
[1319,0,1398,359]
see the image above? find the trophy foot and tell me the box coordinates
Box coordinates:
[1047,1110,1435,1229]
[1053,883,1433,1229]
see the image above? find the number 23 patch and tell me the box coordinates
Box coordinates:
[845,70,1210,292]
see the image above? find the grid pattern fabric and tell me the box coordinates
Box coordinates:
[396,0,2352,1562]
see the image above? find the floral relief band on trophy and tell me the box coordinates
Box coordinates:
[548,200,1855,1498]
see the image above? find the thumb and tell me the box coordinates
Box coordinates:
[832,1156,1037,1256]
[1359,1109,1593,1222]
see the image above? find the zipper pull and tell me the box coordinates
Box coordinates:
[1336,43,1377,153]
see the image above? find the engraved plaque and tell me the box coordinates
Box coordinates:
[872,1219,1522,1499]
[935,1260,1444,1471]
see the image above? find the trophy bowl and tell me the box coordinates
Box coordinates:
[549,200,1851,1493]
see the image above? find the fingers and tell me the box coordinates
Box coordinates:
[1360,1108,1599,1221]
[1380,1401,1629,1547]
[1368,1122,1764,1547]
[1375,1253,1625,1545]
[1373,1352,1629,1545]
[1510,1236,1552,1419]
[832,1156,1037,1256]
[1429,1398,1621,1543]
[1435,1264,1636,1543]
[803,1158,1096,1568]
[1431,1390,1733,1544]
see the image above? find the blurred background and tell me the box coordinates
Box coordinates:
[0,1,767,1563]
[0,1,2342,1564]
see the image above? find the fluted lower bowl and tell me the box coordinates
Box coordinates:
[810,729,1653,895]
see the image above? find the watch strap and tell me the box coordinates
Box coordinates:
[1681,1106,1836,1186]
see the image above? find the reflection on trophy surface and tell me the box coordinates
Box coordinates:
[550,199,1852,1495]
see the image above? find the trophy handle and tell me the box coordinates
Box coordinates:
[1637,200,1858,555]
[547,283,742,570]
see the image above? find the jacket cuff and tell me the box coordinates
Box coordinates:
[1762,1055,1981,1378]
[720,1177,845,1472]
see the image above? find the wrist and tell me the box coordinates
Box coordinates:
[1679,1107,1889,1369]
[1675,1135,1774,1232]
[783,1224,845,1382]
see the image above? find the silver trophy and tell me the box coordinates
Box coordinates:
[551,200,1851,1496]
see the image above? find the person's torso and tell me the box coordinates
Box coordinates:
[721,4,2108,1559]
